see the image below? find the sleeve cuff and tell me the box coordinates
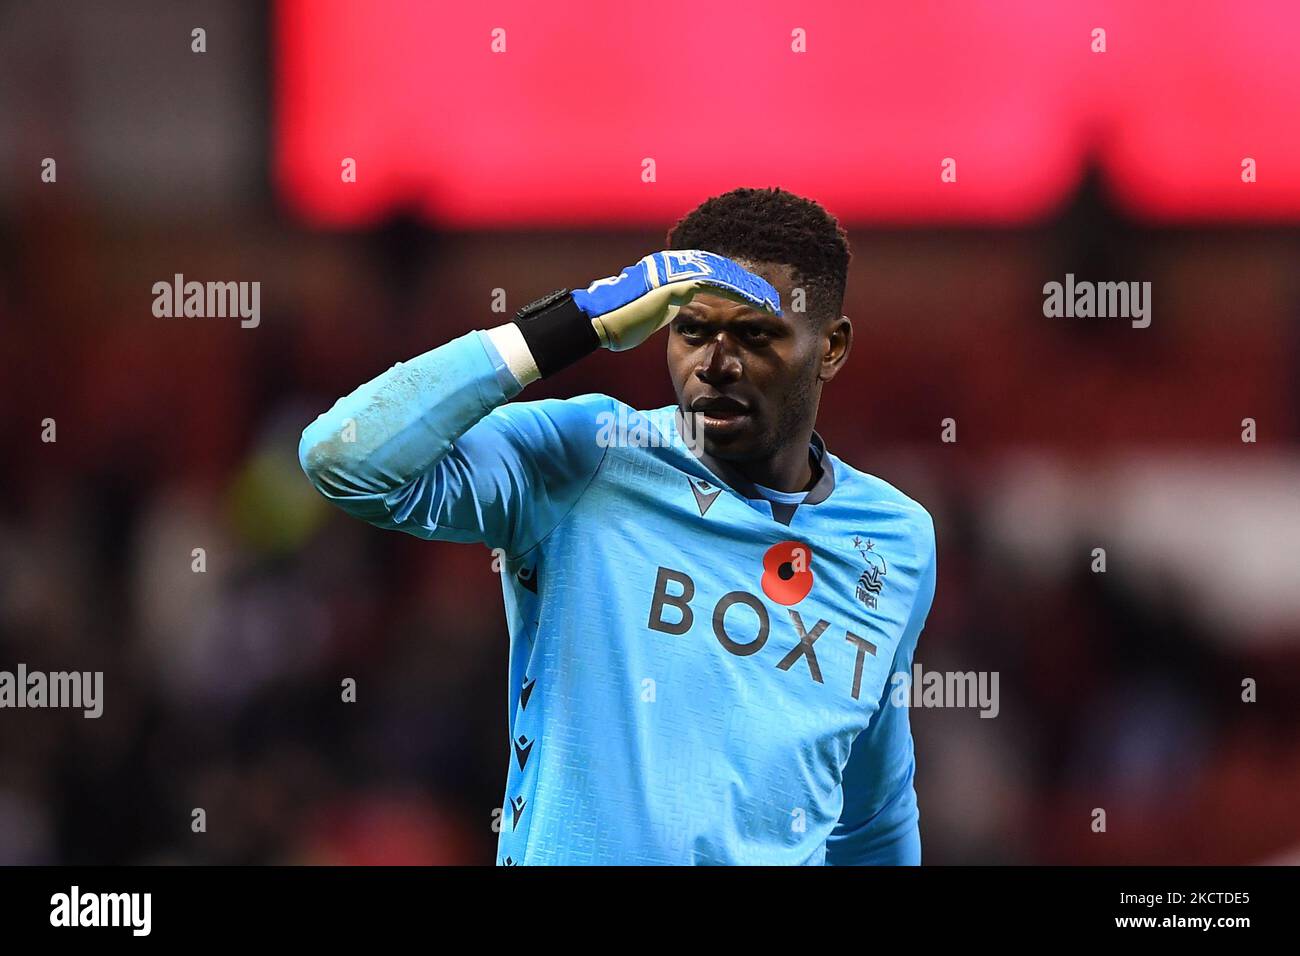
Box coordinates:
[476,326,535,396]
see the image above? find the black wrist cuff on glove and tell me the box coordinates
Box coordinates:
[512,289,599,378]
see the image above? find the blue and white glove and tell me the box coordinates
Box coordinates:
[573,250,782,351]
[497,250,782,381]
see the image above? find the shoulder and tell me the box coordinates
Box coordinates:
[829,455,937,560]
[486,392,624,439]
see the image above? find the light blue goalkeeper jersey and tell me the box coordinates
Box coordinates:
[299,330,937,865]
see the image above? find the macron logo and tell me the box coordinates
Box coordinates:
[689,477,721,516]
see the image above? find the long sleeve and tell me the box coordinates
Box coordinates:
[298,329,609,559]
[825,525,937,866]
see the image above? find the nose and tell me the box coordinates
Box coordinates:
[695,333,743,385]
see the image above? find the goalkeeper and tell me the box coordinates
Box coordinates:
[299,187,937,865]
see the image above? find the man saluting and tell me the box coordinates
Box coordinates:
[299,187,937,865]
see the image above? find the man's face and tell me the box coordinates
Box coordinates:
[666,260,848,461]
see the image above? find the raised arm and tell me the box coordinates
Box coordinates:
[299,327,610,555]
[298,251,782,558]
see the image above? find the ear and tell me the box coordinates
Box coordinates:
[819,314,852,383]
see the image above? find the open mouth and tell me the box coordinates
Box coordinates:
[690,397,752,432]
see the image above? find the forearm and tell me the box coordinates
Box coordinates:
[297,325,533,501]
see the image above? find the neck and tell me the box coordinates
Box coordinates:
[700,430,817,494]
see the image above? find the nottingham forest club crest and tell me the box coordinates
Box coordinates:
[853,536,887,610]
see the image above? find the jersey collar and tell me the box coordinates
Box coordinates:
[669,407,837,506]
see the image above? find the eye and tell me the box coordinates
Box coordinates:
[741,327,771,344]
[675,320,706,339]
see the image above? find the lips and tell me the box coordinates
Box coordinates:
[688,395,753,438]
[690,396,750,418]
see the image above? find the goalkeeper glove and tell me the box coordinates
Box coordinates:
[495,250,781,381]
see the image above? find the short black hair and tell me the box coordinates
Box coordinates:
[666,186,851,324]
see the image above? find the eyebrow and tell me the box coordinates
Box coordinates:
[677,302,782,320]
[675,310,786,328]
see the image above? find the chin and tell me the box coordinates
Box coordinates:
[700,426,764,461]
[675,405,765,459]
